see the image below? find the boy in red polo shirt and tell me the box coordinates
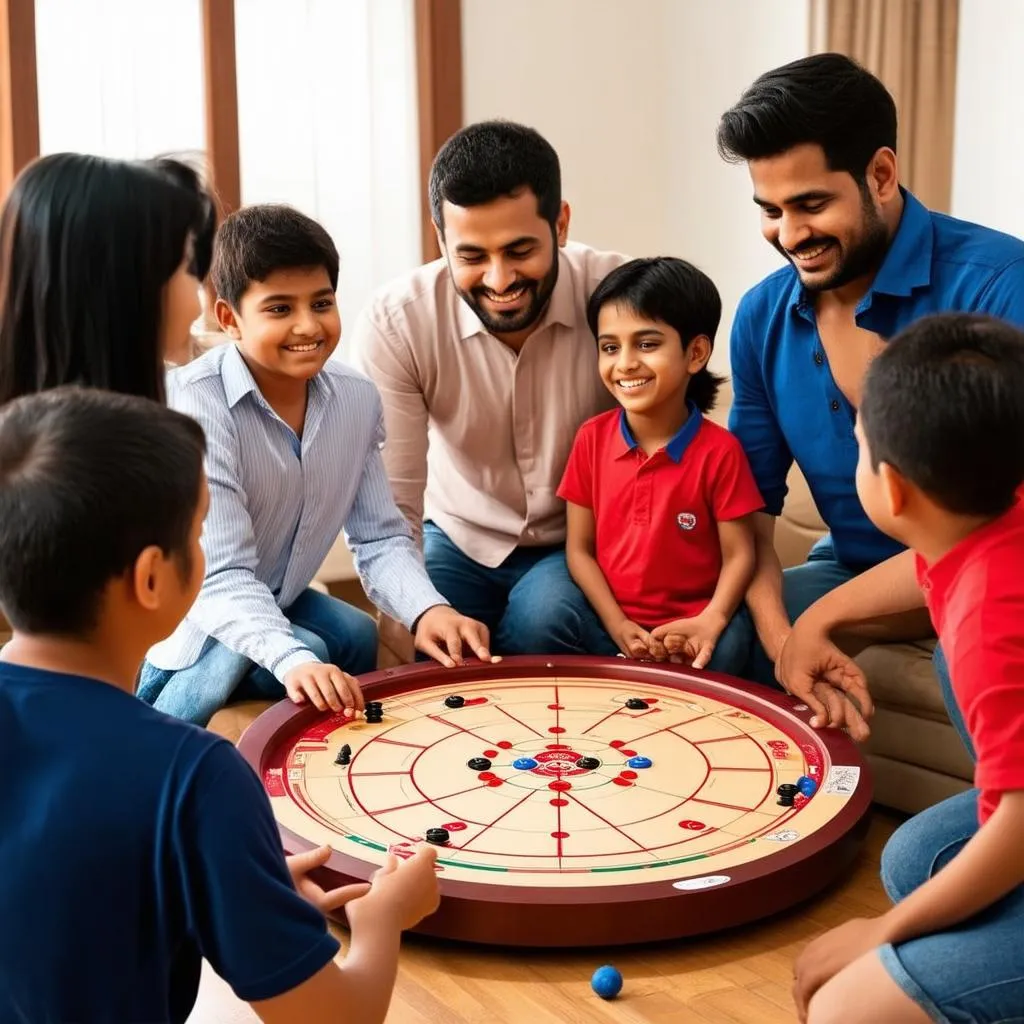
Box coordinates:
[792,313,1024,1024]
[558,257,763,672]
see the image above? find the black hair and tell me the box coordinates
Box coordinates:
[586,257,726,413]
[717,53,898,182]
[211,203,339,309]
[0,152,216,406]
[0,387,206,636]
[428,120,561,234]
[860,313,1024,517]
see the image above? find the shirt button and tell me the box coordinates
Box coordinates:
[814,352,824,365]
[830,399,840,411]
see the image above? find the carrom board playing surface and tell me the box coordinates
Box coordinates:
[239,656,872,947]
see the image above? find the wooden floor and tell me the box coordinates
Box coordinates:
[336,809,903,1024]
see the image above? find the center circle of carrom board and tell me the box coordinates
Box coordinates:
[238,656,872,948]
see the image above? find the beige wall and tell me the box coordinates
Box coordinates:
[951,0,1024,240]
[461,0,809,375]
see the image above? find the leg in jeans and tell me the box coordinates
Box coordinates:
[495,548,605,656]
[423,521,514,639]
[933,643,974,761]
[705,611,755,676]
[880,788,979,903]
[740,535,862,687]
[138,639,254,726]
[238,589,379,700]
[868,788,1024,1024]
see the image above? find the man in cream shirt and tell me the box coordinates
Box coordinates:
[353,120,625,659]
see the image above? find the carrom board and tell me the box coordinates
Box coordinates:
[239,656,872,947]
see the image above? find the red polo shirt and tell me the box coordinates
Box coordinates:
[916,496,1024,824]
[558,406,763,627]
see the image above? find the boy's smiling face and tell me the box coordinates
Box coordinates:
[596,302,709,417]
[216,266,341,386]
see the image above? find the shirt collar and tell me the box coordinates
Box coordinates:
[222,344,260,408]
[221,342,330,412]
[616,402,703,463]
[789,187,933,315]
[455,246,577,342]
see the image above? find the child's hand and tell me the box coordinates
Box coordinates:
[612,619,653,659]
[286,845,371,914]
[792,916,893,1021]
[347,845,441,933]
[283,662,364,713]
[414,605,492,667]
[650,611,727,669]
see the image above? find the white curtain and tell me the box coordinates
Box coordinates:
[35,0,206,159]
[235,0,422,357]
[34,0,422,358]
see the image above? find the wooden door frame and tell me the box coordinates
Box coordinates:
[0,0,39,197]
[414,0,462,262]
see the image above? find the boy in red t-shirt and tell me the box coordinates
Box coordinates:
[558,257,763,673]
[793,313,1024,1024]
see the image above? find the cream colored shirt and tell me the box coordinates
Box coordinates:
[352,241,626,567]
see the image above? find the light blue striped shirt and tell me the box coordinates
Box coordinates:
[147,344,446,679]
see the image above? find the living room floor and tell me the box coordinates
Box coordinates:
[344,810,902,1024]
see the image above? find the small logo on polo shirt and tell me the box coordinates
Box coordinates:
[676,512,697,531]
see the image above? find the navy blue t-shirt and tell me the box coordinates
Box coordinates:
[0,661,339,1023]
[729,189,1024,568]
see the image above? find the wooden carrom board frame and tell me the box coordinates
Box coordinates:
[238,656,872,948]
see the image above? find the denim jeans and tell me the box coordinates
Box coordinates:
[137,588,378,726]
[423,522,614,656]
[878,788,1024,1021]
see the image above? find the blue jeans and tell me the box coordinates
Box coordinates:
[423,522,608,656]
[878,789,1024,1021]
[137,588,378,726]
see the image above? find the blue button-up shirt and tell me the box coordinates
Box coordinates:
[148,344,446,679]
[729,189,1024,568]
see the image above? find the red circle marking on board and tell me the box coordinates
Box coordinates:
[548,726,566,734]
[545,743,569,750]
[620,749,637,757]
[609,740,625,748]
[486,779,504,787]
[551,831,569,839]
[679,819,706,830]
[646,698,659,704]
[483,749,499,758]
[613,778,633,787]
[478,772,496,781]
[547,704,565,710]
[550,798,568,807]
[549,781,572,792]
[442,822,468,832]
[620,770,638,780]
[496,741,513,749]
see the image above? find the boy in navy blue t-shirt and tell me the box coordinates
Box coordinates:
[0,388,439,1024]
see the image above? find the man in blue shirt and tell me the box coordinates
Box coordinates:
[0,388,440,1023]
[716,53,1024,737]
[139,204,492,726]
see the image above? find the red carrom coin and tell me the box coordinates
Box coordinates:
[238,656,872,948]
